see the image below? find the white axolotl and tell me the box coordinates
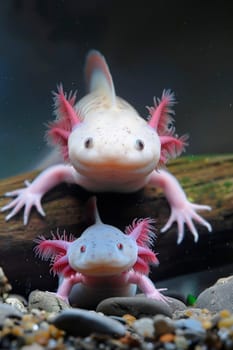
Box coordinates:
[34,198,166,308]
[2,50,211,243]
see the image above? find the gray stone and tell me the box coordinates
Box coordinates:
[173,316,206,341]
[0,302,22,326]
[96,296,172,318]
[175,318,205,334]
[7,294,28,306]
[196,275,233,313]
[52,308,126,337]
[28,290,70,313]
[5,296,27,313]
[166,297,187,314]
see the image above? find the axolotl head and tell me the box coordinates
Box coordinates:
[34,197,158,279]
[68,106,161,178]
[67,223,138,276]
[48,51,187,180]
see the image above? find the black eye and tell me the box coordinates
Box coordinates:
[135,139,144,150]
[84,137,93,149]
[80,245,86,253]
[167,122,173,130]
[117,243,123,250]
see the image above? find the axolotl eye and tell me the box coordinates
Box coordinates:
[117,243,124,250]
[84,137,94,149]
[135,139,144,151]
[80,245,86,253]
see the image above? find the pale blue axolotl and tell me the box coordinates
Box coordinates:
[34,198,166,308]
[2,50,211,243]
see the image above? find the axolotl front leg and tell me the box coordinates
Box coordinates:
[2,164,212,242]
[1,164,86,225]
[148,169,212,244]
[56,273,85,304]
[126,271,168,303]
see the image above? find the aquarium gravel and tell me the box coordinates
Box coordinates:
[1,267,233,349]
[0,304,233,350]
[1,295,233,349]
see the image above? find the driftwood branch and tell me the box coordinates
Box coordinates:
[0,154,232,295]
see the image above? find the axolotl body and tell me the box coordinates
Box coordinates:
[2,50,211,243]
[34,198,166,308]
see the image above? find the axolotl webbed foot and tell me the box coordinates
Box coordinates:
[146,287,169,304]
[161,202,212,244]
[1,180,45,225]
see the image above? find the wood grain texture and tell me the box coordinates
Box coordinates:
[0,154,232,296]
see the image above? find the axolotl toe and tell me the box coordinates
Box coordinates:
[2,50,212,243]
[34,198,166,308]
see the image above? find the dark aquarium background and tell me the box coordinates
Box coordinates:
[0,0,233,179]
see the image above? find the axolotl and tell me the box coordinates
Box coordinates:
[2,50,211,243]
[34,198,166,308]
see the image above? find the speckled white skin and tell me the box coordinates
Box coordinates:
[68,109,161,188]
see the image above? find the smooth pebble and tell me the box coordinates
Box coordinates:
[133,317,155,338]
[52,308,126,337]
[166,297,186,313]
[153,314,175,336]
[96,296,172,318]
[175,318,205,333]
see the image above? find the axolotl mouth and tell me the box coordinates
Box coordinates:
[73,158,156,176]
[70,159,155,191]
[75,264,131,277]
